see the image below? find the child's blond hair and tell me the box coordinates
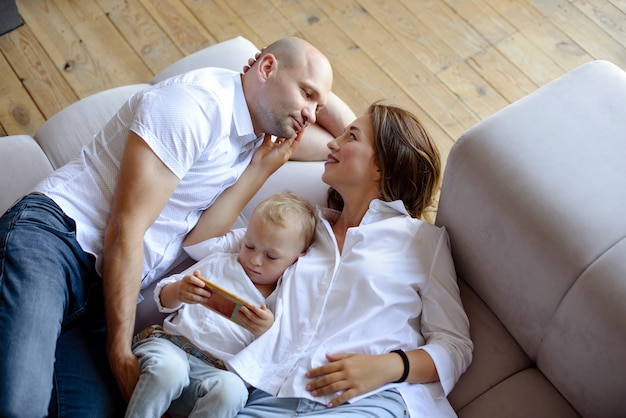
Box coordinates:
[252,192,317,251]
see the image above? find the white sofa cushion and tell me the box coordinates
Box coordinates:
[35,84,149,169]
[151,36,259,84]
[0,135,54,214]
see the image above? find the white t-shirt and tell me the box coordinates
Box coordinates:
[34,68,261,287]
[228,200,473,417]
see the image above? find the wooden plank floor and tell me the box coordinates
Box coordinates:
[1,0,625,164]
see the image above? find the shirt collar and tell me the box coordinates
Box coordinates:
[231,73,260,147]
[317,199,410,227]
[369,199,409,215]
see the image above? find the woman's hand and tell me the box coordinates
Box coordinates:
[243,51,262,73]
[305,352,401,407]
[237,304,274,337]
[248,133,303,176]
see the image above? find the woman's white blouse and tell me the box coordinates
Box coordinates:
[228,199,473,417]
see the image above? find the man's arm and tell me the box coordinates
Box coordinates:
[103,131,180,402]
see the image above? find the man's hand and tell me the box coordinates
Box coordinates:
[109,348,141,403]
[237,304,274,337]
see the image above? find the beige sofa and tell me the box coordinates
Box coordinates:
[1,36,625,417]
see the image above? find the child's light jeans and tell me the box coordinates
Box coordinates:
[126,329,248,418]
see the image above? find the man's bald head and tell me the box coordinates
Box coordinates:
[258,37,330,70]
[243,37,334,140]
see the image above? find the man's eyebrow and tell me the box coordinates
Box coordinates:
[301,82,327,112]
[310,87,321,99]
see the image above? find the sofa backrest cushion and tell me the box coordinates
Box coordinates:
[34,84,149,169]
[436,60,626,416]
[151,36,259,84]
[0,135,54,214]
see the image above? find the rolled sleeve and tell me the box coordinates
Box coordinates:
[153,275,183,313]
[419,228,473,396]
[183,228,245,260]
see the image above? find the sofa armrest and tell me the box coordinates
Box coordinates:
[438,60,626,417]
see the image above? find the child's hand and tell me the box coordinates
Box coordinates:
[176,270,212,305]
[237,304,274,337]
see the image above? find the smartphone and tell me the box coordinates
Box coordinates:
[196,275,255,326]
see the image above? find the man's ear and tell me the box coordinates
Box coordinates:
[256,53,277,82]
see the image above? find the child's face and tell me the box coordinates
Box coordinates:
[238,214,306,287]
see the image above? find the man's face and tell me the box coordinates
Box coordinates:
[255,55,332,139]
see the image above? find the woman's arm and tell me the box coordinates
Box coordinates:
[184,133,301,246]
[305,349,438,407]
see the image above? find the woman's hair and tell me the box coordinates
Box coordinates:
[327,102,442,219]
[254,192,317,250]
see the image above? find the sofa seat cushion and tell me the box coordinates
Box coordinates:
[457,368,579,418]
[450,280,579,417]
[448,279,532,411]
[538,238,626,416]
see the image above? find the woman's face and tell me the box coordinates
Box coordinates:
[322,113,380,195]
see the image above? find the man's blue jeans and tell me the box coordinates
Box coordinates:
[0,194,124,417]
